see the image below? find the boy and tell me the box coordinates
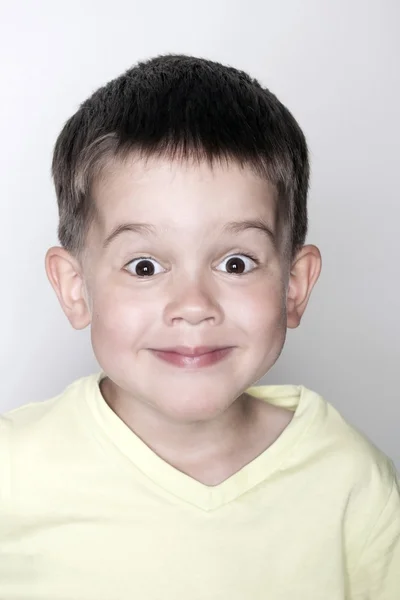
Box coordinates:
[0,54,399,599]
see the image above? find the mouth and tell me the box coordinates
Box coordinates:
[152,346,230,356]
[149,346,234,368]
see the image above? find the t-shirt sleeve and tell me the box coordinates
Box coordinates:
[351,465,400,598]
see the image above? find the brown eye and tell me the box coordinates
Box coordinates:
[218,254,258,275]
[135,260,154,277]
[125,258,164,277]
[226,257,246,274]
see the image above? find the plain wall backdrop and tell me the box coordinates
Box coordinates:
[1,0,399,467]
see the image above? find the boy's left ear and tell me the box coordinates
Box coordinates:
[286,245,322,329]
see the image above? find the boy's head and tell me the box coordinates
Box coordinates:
[46,54,321,422]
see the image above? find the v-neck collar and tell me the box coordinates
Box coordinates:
[83,372,321,511]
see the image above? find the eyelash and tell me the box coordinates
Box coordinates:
[124,251,261,277]
[232,252,260,266]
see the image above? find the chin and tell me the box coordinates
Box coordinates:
[146,384,240,421]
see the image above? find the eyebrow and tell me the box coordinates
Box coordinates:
[103,218,275,248]
[223,219,275,246]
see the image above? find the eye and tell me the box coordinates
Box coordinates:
[125,257,165,277]
[217,253,259,275]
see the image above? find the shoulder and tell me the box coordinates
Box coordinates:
[280,386,398,517]
[299,386,395,473]
[0,373,99,469]
[300,386,399,525]
[1,373,99,429]
[0,373,101,509]
[248,383,396,492]
[296,388,400,567]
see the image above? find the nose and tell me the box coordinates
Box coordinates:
[163,275,223,327]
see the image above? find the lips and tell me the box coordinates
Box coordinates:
[149,346,234,368]
[152,346,229,357]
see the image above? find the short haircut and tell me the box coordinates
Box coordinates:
[52,54,309,260]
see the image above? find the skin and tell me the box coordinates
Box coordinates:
[46,155,321,485]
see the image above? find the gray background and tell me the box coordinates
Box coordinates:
[1,0,399,467]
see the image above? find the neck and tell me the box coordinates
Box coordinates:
[99,376,263,484]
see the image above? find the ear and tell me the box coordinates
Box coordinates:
[286,244,322,329]
[45,247,91,330]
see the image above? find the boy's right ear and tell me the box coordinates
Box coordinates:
[45,247,91,330]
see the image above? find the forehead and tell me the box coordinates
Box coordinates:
[92,154,277,234]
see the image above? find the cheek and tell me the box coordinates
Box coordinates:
[90,285,150,344]
[230,279,286,333]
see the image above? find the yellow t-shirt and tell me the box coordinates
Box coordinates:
[0,373,399,599]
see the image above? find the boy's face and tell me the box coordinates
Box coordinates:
[49,155,320,423]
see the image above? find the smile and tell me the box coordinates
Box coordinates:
[149,347,234,368]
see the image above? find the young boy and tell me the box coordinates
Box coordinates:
[0,54,399,599]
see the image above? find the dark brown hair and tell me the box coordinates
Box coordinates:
[52,54,309,259]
